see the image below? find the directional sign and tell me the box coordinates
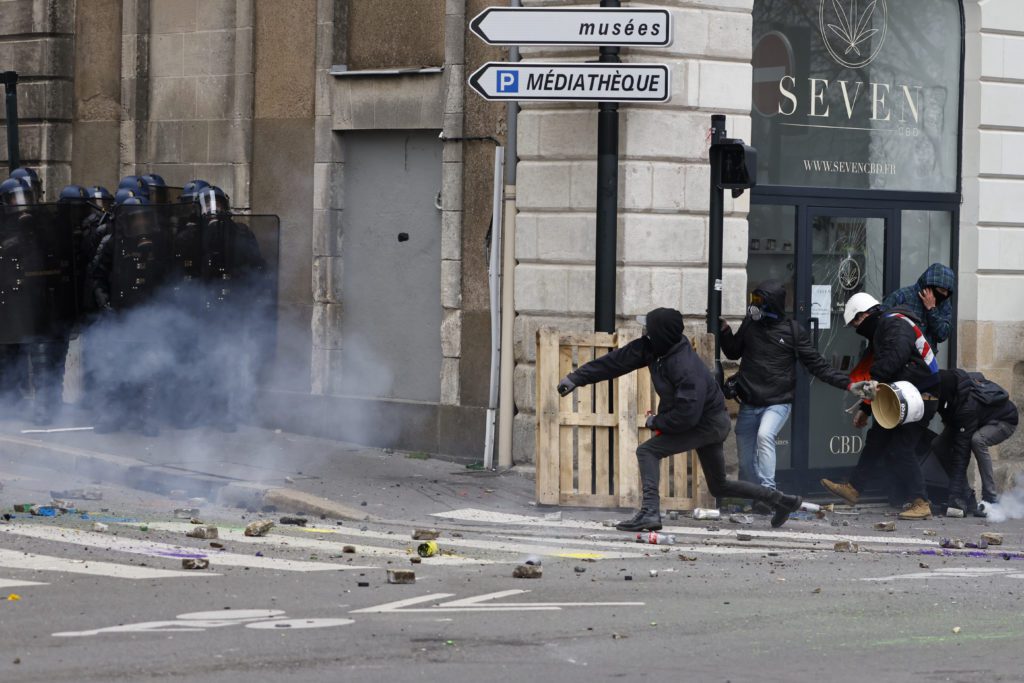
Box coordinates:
[470,7,672,47]
[468,62,671,103]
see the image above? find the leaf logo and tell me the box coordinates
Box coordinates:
[819,0,888,69]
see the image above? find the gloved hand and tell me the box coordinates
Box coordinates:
[848,380,878,401]
[719,317,730,332]
[645,413,657,429]
[557,377,576,397]
[852,410,869,428]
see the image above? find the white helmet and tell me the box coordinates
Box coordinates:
[843,292,881,326]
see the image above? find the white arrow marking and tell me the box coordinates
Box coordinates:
[351,591,644,614]
[0,548,216,580]
[350,593,456,614]
[0,578,48,589]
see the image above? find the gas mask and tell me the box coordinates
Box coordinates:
[747,291,779,323]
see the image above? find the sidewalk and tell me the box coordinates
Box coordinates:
[0,413,539,524]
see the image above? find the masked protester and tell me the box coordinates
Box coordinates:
[882,263,954,353]
[821,293,941,520]
[557,307,804,531]
[932,370,1018,514]
[720,280,858,512]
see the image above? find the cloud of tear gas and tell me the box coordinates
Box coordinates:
[983,477,1024,523]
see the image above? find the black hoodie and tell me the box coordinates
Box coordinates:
[720,280,850,406]
[567,307,726,435]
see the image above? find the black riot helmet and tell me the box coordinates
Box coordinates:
[1,177,36,217]
[141,173,169,204]
[58,184,89,204]
[10,167,42,198]
[196,186,231,218]
[117,196,155,241]
[88,186,114,213]
[118,175,151,199]
[179,179,210,204]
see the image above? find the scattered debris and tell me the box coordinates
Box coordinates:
[244,520,275,537]
[342,545,356,554]
[981,532,1004,546]
[611,633,628,640]
[30,506,57,517]
[922,530,937,536]
[736,532,753,542]
[649,570,658,578]
[387,569,416,584]
[91,522,109,533]
[12,504,33,513]
[874,522,896,532]
[210,542,224,549]
[139,524,149,532]
[602,520,618,527]
[5,593,21,601]
[357,581,370,588]
[940,538,965,550]
[50,488,102,501]
[574,566,587,574]
[811,587,822,594]
[544,511,562,522]
[945,507,965,519]
[513,564,542,579]
[965,539,989,550]
[919,562,930,569]
[834,541,859,553]
[186,526,219,540]
[692,508,721,520]
[174,508,200,519]
[417,541,439,558]
[678,554,698,562]
[729,514,754,525]
[667,511,679,521]
[952,626,961,635]
[412,529,440,540]
[624,575,633,581]
[181,559,210,570]
[635,532,675,545]
[410,557,421,564]
[279,516,308,527]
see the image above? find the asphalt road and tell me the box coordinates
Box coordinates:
[2,460,1023,683]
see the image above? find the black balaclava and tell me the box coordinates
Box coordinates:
[855,308,882,340]
[646,307,684,357]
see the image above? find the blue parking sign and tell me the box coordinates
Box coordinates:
[496,70,519,93]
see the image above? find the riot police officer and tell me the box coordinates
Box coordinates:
[142,174,171,205]
[0,178,36,410]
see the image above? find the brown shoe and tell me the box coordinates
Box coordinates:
[898,498,932,520]
[820,478,860,505]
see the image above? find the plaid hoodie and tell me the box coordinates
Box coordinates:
[882,263,955,352]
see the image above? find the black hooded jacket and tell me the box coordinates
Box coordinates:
[866,307,941,391]
[566,308,726,435]
[720,280,850,406]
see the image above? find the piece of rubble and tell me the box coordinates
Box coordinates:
[244,520,275,537]
[12,504,33,513]
[181,558,210,570]
[574,566,587,574]
[387,569,416,584]
[412,529,440,540]
[678,554,698,562]
[981,532,1003,546]
[945,507,965,518]
[410,556,421,564]
[30,506,57,517]
[189,518,204,525]
[729,514,754,525]
[834,541,859,553]
[357,581,370,588]
[186,526,219,540]
[513,564,543,579]
[953,626,961,635]
[279,516,308,527]
[939,538,965,549]
[965,539,989,550]
[649,570,659,578]
[919,562,930,569]
[91,522,109,533]
[544,511,562,522]
[922,530,937,536]
[210,542,224,549]
[874,522,896,532]
[342,545,357,554]
[736,532,753,541]
[174,508,200,519]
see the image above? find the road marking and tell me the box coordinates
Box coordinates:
[137,522,488,565]
[53,609,354,637]
[351,590,645,614]
[0,578,48,589]
[245,618,355,630]
[433,508,940,547]
[863,567,1024,582]
[0,549,212,580]
[1,525,371,572]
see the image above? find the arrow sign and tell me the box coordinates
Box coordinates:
[468,62,671,103]
[470,7,672,47]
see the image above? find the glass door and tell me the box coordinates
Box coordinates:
[794,208,894,491]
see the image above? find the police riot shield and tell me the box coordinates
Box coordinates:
[110,203,176,310]
[196,213,277,316]
[0,204,78,344]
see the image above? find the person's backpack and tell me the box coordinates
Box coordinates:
[967,372,1009,406]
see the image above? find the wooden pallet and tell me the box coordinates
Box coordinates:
[535,328,710,510]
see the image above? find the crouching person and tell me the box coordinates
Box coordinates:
[557,308,804,531]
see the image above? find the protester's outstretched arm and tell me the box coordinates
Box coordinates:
[794,322,849,390]
[563,338,651,391]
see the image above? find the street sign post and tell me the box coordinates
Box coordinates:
[468,62,670,103]
[470,7,672,47]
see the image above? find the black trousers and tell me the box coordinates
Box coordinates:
[636,409,782,511]
[849,398,938,503]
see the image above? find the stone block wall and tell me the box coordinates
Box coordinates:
[510,0,755,464]
[959,0,1024,484]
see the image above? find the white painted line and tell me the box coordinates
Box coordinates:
[433,508,939,547]
[500,533,796,556]
[863,567,1023,582]
[0,549,214,580]
[350,593,455,614]
[136,523,489,566]
[352,590,645,614]
[0,578,48,589]
[1,525,370,573]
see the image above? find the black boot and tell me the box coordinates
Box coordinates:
[770,493,802,528]
[751,501,773,516]
[616,508,662,532]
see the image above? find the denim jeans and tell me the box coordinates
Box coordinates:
[735,403,792,490]
[972,420,1017,502]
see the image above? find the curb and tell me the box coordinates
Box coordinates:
[0,434,369,522]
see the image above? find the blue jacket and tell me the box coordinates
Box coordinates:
[882,263,955,352]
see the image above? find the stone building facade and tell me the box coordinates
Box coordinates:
[0,0,1021,490]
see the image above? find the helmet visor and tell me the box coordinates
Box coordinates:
[197,190,228,217]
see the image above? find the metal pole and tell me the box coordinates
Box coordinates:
[594,0,620,334]
[707,114,727,384]
[484,147,505,470]
[2,71,20,172]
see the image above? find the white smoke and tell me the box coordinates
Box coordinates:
[983,476,1024,523]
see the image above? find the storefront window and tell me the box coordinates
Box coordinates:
[899,210,954,366]
[752,0,962,192]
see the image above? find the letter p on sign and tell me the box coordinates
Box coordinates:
[496,70,519,93]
